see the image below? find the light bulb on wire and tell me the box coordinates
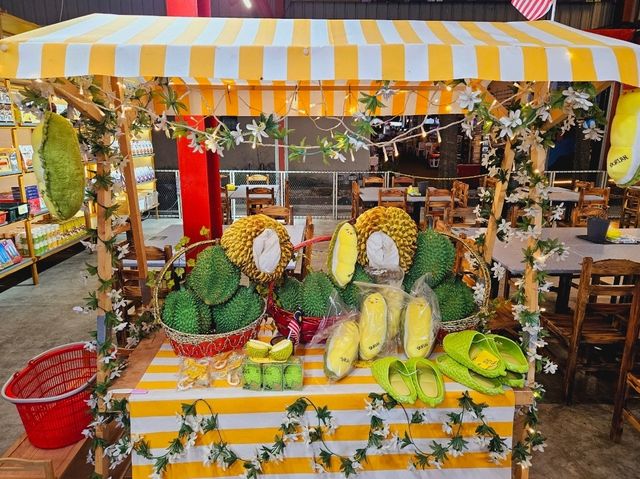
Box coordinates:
[437,130,442,144]
[242,0,252,8]
[383,147,389,163]
[420,124,426,138]
[393,143,399,157]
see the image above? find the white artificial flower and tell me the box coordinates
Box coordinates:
[149,471,163,479]
[543,360,558,375]
[116,243,130,260]
[433,460,443,469]
[246,120,269,146]
[583,124,604,141]
[517,129,543,153]
[186,132,203,154]
[364,398,385,417]
[491,262,506,281]
[153,111,168,135]
[350,460,363,472]
[498,110,522,138]
[536,106,552,122]
[550,204,565,222]
[489,451,508,465]
[461,119,474,139]
[474,435,489,448]
[560,114,576,135]
[497,219,514,242]
[562,87,593,111]
[442,421,453,435]
[519,455,533,469]
[370,117,384,126]
[80,240,97,253]
[377,85,396,101]
[457,86,482,111]
[230,123,244,146]
[330,150,347,163]
[532,441,546,452]
[373,422,391,438]
[282,415,299,428]
[348,135,367,151]
[449,448,463,458]
[408,460,417,471]
[84,341,98,353]
[539,281,553,293]
[204,134,224,157]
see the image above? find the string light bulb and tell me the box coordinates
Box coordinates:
[242,0,252,8]
[437,129,442,144]
[350,150,355,162]
[446,85,452,92]
[421,123,427,138]
[383,147,389,163]
[393,143,399,157]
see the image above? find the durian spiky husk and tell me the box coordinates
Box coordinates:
[354,207,417,272]
[221,215,294,283]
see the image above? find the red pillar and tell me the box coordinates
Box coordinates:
[167,0,224,239]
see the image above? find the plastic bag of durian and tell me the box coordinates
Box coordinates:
[403,273,441,360]
[310,291,360,382]
[221,215,294,284]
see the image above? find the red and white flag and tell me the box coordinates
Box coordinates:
[511,0,554,20]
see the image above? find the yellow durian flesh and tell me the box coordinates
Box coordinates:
[381,286,407,341]
[403,297,433,358]
[324,320,360,380]
[359,292,388,360]
[328,222,358,288]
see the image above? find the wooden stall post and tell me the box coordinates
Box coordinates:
[483,141,514,263]
[93,76,113,478]
[110,77,149,302]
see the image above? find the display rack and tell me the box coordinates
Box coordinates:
[0,79,91,285]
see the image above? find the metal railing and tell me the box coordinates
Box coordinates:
[154,169,610,220]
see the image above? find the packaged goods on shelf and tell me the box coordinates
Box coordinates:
[0,238,22,270]
[135,166,155,183]
[0,151,19,173]
[0,202,28,222]
[30,216,86,256]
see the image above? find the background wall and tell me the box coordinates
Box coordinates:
[0,0,624,31]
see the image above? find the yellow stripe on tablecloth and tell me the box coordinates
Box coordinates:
[135,421,514,448]
[133,451,509,477]
[129,390,515,417]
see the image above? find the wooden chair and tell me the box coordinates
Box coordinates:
[425,188,453,220]
[351,180,362,219]
[620,187,640,228]
[363,176,384,187]
[541,258,640,403]
[246,173,269,184]
[294,215,314,280]
[611,370,640,441]
[570,205,608,227]
[572,179,595,191]
[483,176,499,190]
[577,186,610,210]
[260,181,293,224]
[378,188,407,210]
[452,180,469,208]
[221,186,231,225]
[246,187,275,216]
[392,175,414,187]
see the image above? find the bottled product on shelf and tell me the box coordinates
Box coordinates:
[9,216,86,256]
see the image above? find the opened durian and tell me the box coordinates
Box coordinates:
[327,221,358,288]
[354,207,417,272]
[221,215,294,283]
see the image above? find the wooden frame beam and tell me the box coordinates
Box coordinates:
[51,79,104,122]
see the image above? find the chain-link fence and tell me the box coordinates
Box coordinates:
[155,169,611,220]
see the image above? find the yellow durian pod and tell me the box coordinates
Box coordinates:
[607,90,640,187]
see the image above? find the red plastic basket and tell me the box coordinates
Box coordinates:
[1,343,96,449]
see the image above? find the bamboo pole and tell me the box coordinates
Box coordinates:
[94,75,113,478]
[110,77,149,302]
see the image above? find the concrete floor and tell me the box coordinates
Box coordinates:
[0,217,639,478]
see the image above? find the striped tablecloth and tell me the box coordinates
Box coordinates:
[130,343,515,479]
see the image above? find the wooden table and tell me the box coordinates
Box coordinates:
[360,186,455,221]
[544,186,602,203]
[455,227,640,312]
[124,222,304,269]
[226,184,278,200]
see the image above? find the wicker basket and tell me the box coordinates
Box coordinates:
[152,239,266,359]
[268,235,335,344]
[436,231,491,335]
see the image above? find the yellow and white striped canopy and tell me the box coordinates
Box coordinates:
[2,13,640,86]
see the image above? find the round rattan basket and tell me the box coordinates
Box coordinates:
[152,239,266,358]
[436,230,491,335]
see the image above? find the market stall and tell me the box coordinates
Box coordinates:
[1,14,640,479]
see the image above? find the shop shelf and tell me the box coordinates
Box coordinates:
[36,233,90,260]
[0,257,33,280]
